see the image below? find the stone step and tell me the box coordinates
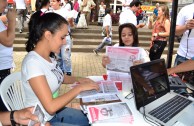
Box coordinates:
[71,28,152,35]
[72,33,151,40]
[14,37,180,48]
[70,45,178,54]
[13,43,178,54]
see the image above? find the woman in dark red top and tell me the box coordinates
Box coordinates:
[148,5,170,61]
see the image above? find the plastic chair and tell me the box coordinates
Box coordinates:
[0,72,25,111]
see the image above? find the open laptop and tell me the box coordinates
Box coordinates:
[130,59,194,126]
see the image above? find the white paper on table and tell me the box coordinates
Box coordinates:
[71,81,119,98]
[87,102,133,123]
[82,94,120,103]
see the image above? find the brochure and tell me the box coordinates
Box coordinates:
[28,103,45,126]
[80,94,121,106]
[106,46,140,73]
[106,46,141,92]
[87,102,133,124]
[71,80,119,98]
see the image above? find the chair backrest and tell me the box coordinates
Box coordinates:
[0,72,25,111]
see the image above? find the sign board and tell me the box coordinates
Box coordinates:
[141,5,155,11]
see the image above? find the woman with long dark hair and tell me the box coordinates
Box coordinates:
[148,5,170,61]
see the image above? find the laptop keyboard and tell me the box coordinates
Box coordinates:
[148,95,192,123]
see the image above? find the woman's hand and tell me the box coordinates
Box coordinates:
[77,78,99,92]
[6,8,16,23]
[102,55,110,68]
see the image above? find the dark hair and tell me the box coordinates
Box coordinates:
[35,0,50,11]
[26,11,68,54]
[105,8,112,14]
[118,23,139,47]
[129,0,142,7]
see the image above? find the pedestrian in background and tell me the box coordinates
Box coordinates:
[14,0,27,33]
[148,5,170,61]
[97,0,106,25]
[76,0,88,28]
[119,0,145,29]
[50,0,73,76]
[73,0,79,25]
[82,0,95,26]
[93,8,112,55]
[122,0,132,11]
[35,0,50,12]
[153,3,159,21]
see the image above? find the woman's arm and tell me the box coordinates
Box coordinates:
[157,19,170,37]
[0,9,16,47]
[29,75,99,115]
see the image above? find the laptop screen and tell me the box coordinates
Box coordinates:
[130,59,170,110]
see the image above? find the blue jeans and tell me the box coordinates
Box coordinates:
[94,37,112,52]
[49,107,89,126]
[58,35,72,74]
[174,54,189,66]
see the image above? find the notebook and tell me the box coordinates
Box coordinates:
[130,59,194,126]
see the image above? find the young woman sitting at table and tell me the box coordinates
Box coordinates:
[102,23,149,68]
[21,11,99,125]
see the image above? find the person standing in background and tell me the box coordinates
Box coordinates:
[14,0,27,33]
[136,7,143,25]
[174,3,194,66]
[76,0,88,28]
[31,0,36,13]
[153,3,159,21]
[73,0,79,25]
[62,0,72,11]
[148,5,170,61]
[0,0,16,111]
[35,0,50,12]
[122,0,132,11]
[82,0,95,26]
[50,0,73,76]
[119,0,145,29]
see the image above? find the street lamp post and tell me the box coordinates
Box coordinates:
[167,0,178,68]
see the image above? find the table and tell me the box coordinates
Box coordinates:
[87,76,155,126]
